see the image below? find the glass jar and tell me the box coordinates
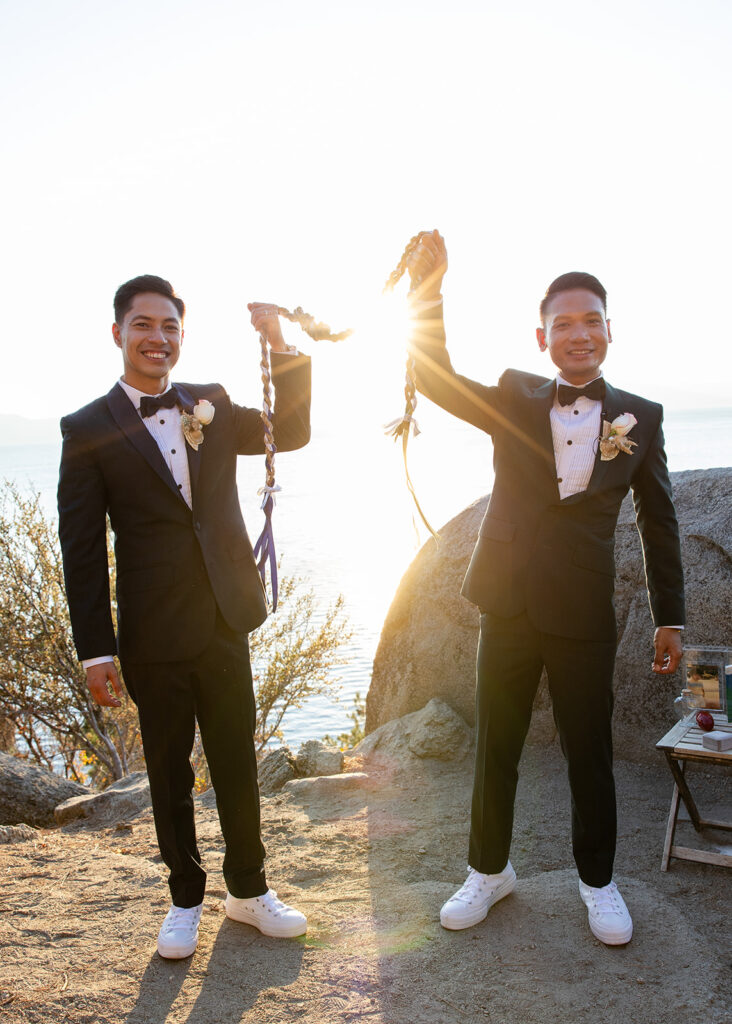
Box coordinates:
[673,688,704,720]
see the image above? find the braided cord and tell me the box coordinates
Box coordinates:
[384,234,439,543]
[259,332,277,489]
[383,233,425,293]
[252,331,280,610]
[401,348,438,541]
[276,305,353,343]
[253,304,352,612]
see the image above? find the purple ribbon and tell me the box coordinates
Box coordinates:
[253,492,279,611]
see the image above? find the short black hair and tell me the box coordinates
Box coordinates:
[113,275,185,324]
[540,272,607,322]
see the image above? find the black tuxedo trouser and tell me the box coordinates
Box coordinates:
[122,613,267,908]
[470,612,617,888]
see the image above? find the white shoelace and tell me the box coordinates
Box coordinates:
[452,869,486,904]
[586,882,624,917]
[257,890,289,916]
[163,905,201,934]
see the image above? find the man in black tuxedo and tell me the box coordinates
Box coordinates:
[58,275,311,958]
[406,233,684,945]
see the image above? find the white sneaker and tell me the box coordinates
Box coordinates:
[156,903,203,959]
[224,888,307,938]
[440,863,517,930]
[579,879,633,945]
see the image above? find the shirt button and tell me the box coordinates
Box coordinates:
[573,410,579,415]
[567,440,573,445]
[177,483,183,489]
[160,418,165,425]
[557,477,563,483]
[171,448,176,454]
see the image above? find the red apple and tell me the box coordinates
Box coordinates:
[696,710,715,732]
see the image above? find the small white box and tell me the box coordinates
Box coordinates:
[701,730,732,752]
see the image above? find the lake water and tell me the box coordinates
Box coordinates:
[1,405,729,749]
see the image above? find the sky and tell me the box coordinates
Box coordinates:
[1,0,731,431]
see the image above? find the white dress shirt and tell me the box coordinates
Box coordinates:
[117,379,193,508]
[550,372,604,500]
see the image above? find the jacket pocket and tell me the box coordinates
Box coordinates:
[478,516,517,543]
[571,543,615,577]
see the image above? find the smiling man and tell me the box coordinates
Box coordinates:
[58,275,311,958]
[406,234,685,946]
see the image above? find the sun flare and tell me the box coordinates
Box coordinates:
[351,289,415,353]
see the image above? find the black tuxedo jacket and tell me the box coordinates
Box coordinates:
[58,352,311,664]
[411,309,685,642]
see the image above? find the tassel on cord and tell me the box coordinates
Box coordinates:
[252,305,352,611]
[383,234,440,543]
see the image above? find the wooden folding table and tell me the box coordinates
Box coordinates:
[656,712,732,871]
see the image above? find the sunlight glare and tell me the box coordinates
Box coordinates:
[351,289,416,378]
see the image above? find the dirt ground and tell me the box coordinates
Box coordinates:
[1,744,730,1024]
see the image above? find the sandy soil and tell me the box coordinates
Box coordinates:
[1,745,730,1024]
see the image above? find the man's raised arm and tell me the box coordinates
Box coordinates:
[405,229,502,434]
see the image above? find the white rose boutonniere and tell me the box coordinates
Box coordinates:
[181,400,215,451]
[193,400,215,425]
[599,412,637,461]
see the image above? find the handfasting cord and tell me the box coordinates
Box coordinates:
[252,305,353,611]
[277,305,353,343]
[252,331,280,609]
[383,233,440,543]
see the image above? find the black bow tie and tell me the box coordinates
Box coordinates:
[557,378,606,407]
[139,387,179,419]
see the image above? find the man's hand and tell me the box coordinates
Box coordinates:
[652,627,683,674]
[248,303,288,353]
[406,229,448,300]
[86,662,123,708]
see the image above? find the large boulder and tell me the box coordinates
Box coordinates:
[54,771,151,826]
[366,467,732,762]
[356,698,472,764]
[0,752,88,828]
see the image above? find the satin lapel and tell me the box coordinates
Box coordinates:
[527,378,560,495]
[585,381,625,496]
[175,384,201,503]
[106,384,188,505]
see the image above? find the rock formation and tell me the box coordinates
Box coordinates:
[0,752,88,828]
[367,467,732,761]
[295,739,344,778]
[258,739,345,796]
[54,771,151,826]
[258,746,298,795]
[355,698,471,764]
[0,823,37,844]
